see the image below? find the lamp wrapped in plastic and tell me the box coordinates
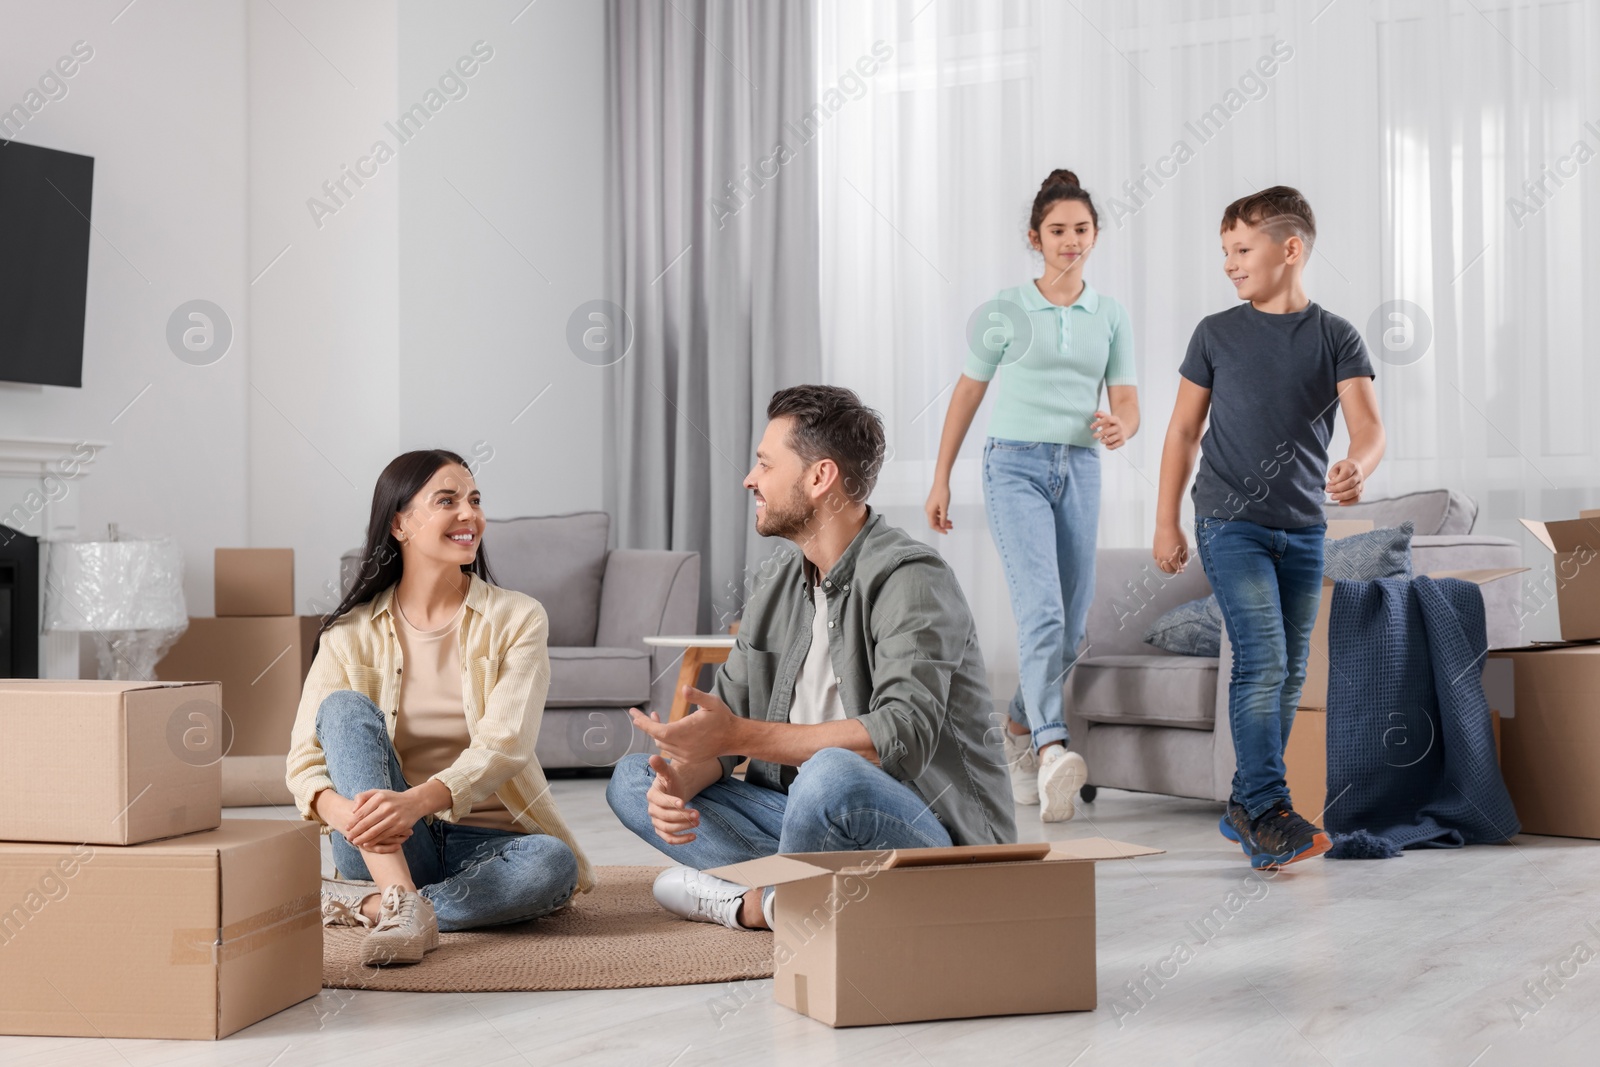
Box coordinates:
[44,535,188,680]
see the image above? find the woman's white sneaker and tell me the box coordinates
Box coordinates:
[1002,729,1040,806]
[1038,748,1088,823]
[360,885,440,966]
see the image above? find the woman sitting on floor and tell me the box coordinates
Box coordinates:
[285,449,593,966]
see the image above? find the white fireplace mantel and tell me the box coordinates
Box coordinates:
[0,435,111,677]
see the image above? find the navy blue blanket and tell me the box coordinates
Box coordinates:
[1323,575,1519,854]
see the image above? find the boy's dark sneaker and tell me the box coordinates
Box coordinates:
[1218,800,1253,852]
[1220,802,1330,869]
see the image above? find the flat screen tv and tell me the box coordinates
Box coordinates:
[0,139,94,388]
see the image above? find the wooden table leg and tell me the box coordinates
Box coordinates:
[668,648,704,723]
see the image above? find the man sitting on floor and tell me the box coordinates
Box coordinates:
[608,384,1015,931]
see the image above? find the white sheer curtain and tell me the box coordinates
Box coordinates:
[817,0,1600,700]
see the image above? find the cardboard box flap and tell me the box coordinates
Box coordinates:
[1426,567,1529,585]
[878,842,1052,869]
[705,853,839,888]
[1045,837,1165,862]
[1319,567,1526,589]
[707,838,1162,885]
[1521,516,1600,554]
[1582,509,1600,519]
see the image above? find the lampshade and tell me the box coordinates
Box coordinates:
[45,536,187,632]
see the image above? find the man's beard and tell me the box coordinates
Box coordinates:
[754,482,815,540]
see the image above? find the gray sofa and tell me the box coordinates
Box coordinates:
[1062,490,1522,803]
[340,512,699,771]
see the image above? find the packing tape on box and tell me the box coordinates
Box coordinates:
[170,891,319,965]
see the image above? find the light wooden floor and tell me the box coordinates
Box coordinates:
[5,779,1600,1066]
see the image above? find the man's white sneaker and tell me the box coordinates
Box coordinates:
[652,866,752,931]
[1038,748,1088,823]
[1002,728,1040,806]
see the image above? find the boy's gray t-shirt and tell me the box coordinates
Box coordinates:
[1179,302,1374,529]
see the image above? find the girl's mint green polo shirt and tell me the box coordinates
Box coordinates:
[962,280,1137,447]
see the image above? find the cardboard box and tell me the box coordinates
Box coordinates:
[1298,565,1525,712]
[1285,704,1502,823]
[1519,511,1600,641]
[0,820,321,1040]
[1485,643,1600,839]
[215,548,295,617]
[156,615,322,757]
[0,680,223,845]
[708,838,1161,1027]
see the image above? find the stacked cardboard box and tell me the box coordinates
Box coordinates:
[1481,509,1600,839]
[0,680,321,1039]
[156,549,323,806]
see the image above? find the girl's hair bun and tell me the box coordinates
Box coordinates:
[1043,168,1080,191]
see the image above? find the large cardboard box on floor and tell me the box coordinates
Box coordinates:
[214,547,295,617]
[1484,643,1600,839]
[156,615,322,758]
[0,680,222,845]
[0,820,321,1040]
[1519,511,1600,641]
[709,839,1161,1027]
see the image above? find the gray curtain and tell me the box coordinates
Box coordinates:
[604,0,821,632]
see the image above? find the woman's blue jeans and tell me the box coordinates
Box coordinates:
[982,437,1102,749]
[1193,517,1327,820]
[315,689,578,932]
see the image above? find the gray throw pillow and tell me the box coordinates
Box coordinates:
[1142,523,1415,656]
[1143,596,1224,657]
[1323,521,1414,580]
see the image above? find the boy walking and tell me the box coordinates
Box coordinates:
[1153,187,1386,868]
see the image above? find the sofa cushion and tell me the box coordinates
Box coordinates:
[487,512,610,647]
[1069,654,1219,730]
[546,646,651,708]
[1144,596,1223,657]
[1322,489,1477,535]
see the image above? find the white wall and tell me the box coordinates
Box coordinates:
[0,0,250,615]
[396,0,607,526]
[246,0,402,614]
[1,0,609,637]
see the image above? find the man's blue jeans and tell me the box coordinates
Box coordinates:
[605,748,953,871]
[316,690,578,932]
[982,438,1101,748]
[1193,517,1326,820]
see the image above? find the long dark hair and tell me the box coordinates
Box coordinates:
[315,449,496,654]
[1028,167,1100,242]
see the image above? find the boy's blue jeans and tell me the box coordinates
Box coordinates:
[316,690,578,932]
[605,748,953,871]
[981,438,1102,749]
[1193,517,1326,820]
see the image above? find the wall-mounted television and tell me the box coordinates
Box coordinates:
[0,139,94,388]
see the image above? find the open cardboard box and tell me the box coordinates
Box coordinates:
[1484,642,1600,839]
[1519,510,1600,641]
[708,838,1161,1027]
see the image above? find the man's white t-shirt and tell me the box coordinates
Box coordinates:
[788,579,847,725]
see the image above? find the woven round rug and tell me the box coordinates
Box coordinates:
[322,865,775,992]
